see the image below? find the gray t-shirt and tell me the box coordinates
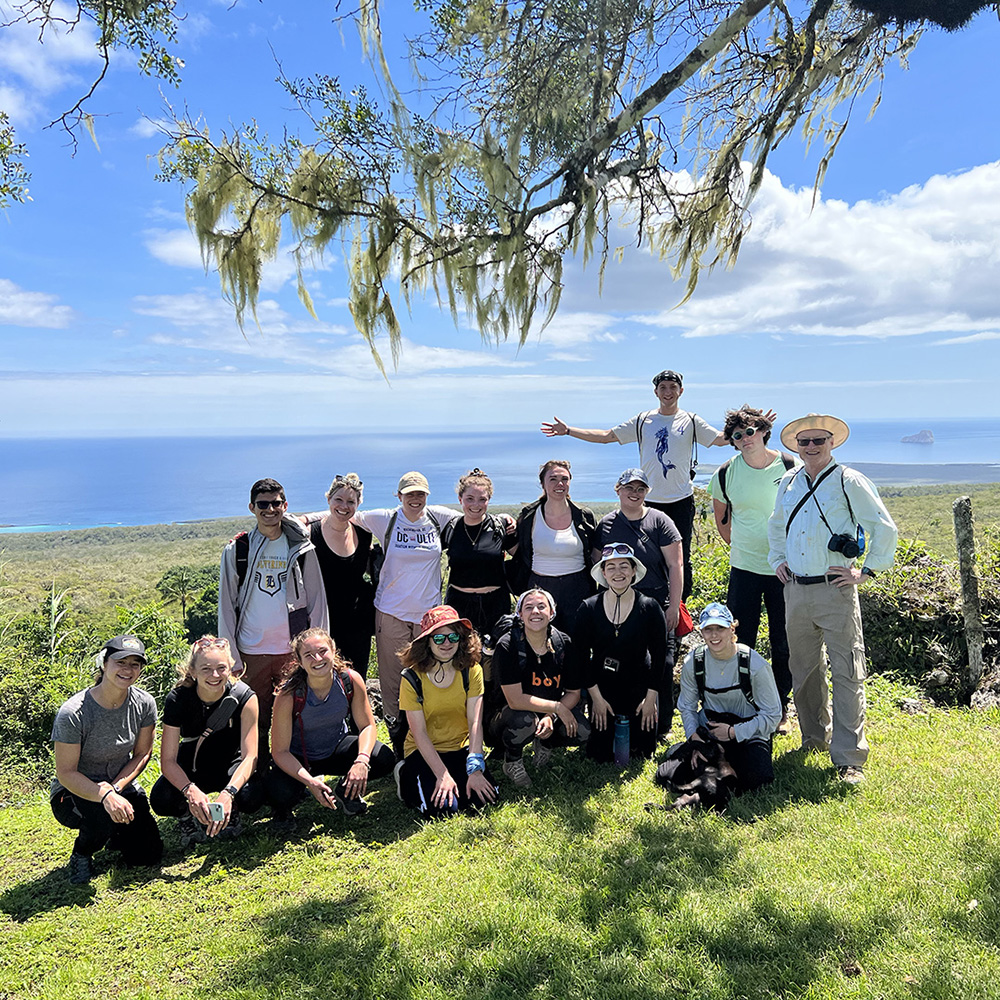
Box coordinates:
[50,686,158,796]
[594,508,682,604]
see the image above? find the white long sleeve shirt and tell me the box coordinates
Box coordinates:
[767,460,898,576]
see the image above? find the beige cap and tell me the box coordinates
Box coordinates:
[397,471,431,494]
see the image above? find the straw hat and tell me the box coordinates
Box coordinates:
[779,413,850,451]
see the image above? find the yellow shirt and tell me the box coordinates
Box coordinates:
[400,663,484,758]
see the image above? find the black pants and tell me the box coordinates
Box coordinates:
[647,496,695,601]
[445,586,512,644]
[487,705,591,760]
[149,759,266,818]
[398,748,499,819]
[266,735,396,814]
[727,566,792,709]
[528,569,592,634]
[51,785,163,866]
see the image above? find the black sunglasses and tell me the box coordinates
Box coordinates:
[254,499,285,510]
[796,436,832,447]
[602,543,633,558]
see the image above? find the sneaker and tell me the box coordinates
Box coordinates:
[838,765,865,785]
[502,757,532,789]
[533,741,554,769]
[333,788,369,817]
[393,760,405,802]
[178,813,206,847]
[68,852,93,885]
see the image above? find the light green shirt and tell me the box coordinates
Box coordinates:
[709,452,791,576]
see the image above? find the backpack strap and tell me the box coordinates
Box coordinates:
[234,531,250,591]
[635,409,654,452]
[401,666,423,704]
[784,464,839,535]
[780,452,796,472]
[688,412,699,479]
[694,644,758,710]
[717,457,734,526]
[382,510,399,553]
[191,680,250,771]
[737,645,757,710]
[694,646,706,702]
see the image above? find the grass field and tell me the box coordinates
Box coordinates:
[2,678,999,1000]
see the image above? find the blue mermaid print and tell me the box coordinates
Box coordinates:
[655,424,676,477]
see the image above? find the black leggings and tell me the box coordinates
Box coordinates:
[50,786,163,866]
[149,759,266,818]
[266,735,396,814]
[445,586,512,643]
[487,705,591,761]
[398,748,499,819]
[647,496,695,601]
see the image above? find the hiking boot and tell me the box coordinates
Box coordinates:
[533,741,553,769]
[838,766,865,786]
[178,813,206,847]
[333,788,369,817]
[394,760,405,802]
[503,757,532,788]
[68,852,93,885]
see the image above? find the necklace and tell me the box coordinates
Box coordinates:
[607,586,632,638]
[431,659,453,685]
[464,518,485,546]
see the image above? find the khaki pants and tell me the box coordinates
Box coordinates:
[239,651,295,753]
[784,580,869,768]
[375,610,421,721]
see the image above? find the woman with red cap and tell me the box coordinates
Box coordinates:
[395,606,499,818]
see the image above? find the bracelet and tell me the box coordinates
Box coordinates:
[101,786,116,803]
[356,759,371,770]
[466,752,486,775]
[180,781,193,796]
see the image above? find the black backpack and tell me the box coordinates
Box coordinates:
[693,644,757,711]
[716,453,796,526]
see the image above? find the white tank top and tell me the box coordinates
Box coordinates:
[531,511,585,575]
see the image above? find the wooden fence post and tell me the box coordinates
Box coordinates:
[953,495,985,690]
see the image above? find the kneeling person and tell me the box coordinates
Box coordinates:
[488,589,590,788]
[674,603,781,795]
[152,636,265,843]
[268,629,395,821]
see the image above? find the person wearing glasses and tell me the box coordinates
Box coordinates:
[50,635,163,885]
[309,473,376,677]
[573,544,670,762]
[767,414,898,785]
[218,478,329,750]
[395,606,499,818]
[542,370,727,600]
[150,636,264,845]
[708,406,797,730]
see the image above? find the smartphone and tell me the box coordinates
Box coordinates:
[207,801,225,822]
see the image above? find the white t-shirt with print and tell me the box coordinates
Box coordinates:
[612,410,720,502]
[354,505,454,623]
[236,533,291,654]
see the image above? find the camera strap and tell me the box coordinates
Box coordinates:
[784,464,839,536]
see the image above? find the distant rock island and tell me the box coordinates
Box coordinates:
[901,429,934,444]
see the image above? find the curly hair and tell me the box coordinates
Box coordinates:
[175,636,235,688]
[457,468,493,499]
[723,404,773,445]
[281,628,352,693]
[397,622,482,675]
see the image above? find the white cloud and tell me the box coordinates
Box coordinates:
[0,278,74,328]
[933,330,1000,346]
[558,162,1000,344]
[130,116,173,139]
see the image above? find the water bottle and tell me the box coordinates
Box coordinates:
[613,714,630,765]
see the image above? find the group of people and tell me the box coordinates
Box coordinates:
[49,368,899,884]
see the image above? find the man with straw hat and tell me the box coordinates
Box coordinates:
[767,413,897,784]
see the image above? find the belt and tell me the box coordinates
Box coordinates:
[790,573,830,585]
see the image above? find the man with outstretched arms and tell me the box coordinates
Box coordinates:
[542,369,726,600]
[218,478,329,745]
[767,414,897,785]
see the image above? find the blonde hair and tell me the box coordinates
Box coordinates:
[325,473,364,503]
[175,636,235,688]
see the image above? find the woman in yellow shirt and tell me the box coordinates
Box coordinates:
[396,606,499,818]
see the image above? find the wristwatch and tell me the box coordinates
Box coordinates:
[861,567,876,578]
[223,784,239,798]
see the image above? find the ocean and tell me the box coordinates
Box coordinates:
[3,419,998,532]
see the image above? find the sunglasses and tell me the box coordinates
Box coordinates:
[602,543,633,558]
[194,637,229,650]
[796,436,832,447]
[430,632,461,645]
[254,499,285,510]
[731,426,758,442]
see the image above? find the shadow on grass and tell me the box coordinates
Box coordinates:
[0,864,98,921]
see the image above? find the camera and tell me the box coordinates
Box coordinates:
[828,525,866,560]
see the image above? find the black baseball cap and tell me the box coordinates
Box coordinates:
[101,635,148,663]
[652,369,683,387]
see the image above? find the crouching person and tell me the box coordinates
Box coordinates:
[268,629,395,823]
[487,589,590,788]
[51,635,163,885]
[151,637,264,844]
[396,606,499,818]
[657,603,780,807]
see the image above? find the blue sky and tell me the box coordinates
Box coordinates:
[2,1,999,439]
